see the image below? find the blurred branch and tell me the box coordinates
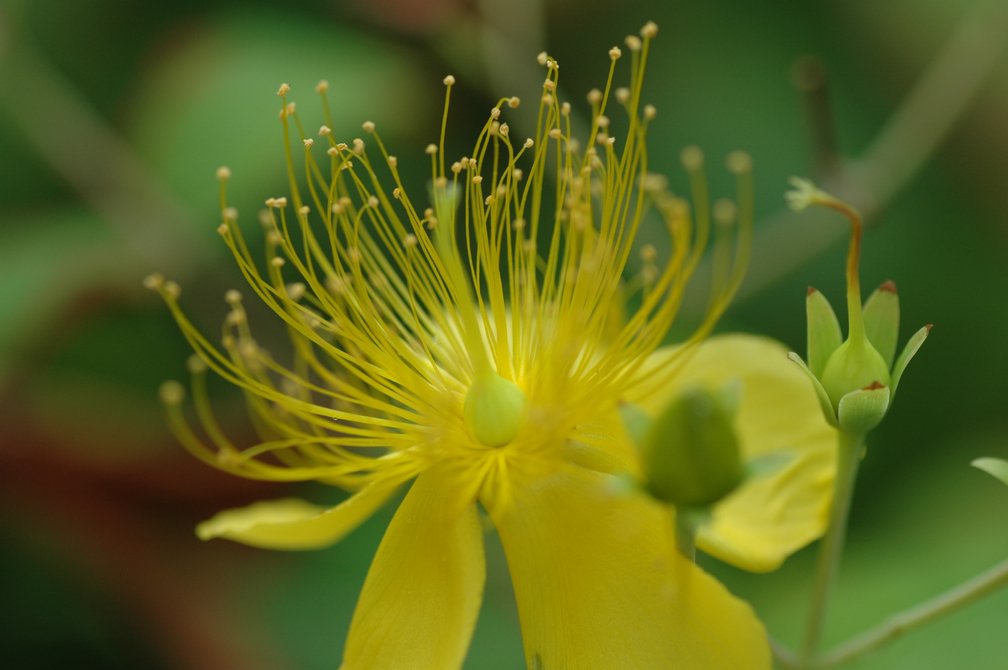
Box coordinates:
[0,11,209,276]
[774,557,1008,669]
[737,0,1008,301]
[791,55,840,178]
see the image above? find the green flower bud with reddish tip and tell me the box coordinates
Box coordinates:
[785,177,931,436]
[640,384,744,508]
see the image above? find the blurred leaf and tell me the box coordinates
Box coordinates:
[0,208,116,380]
[972,457,1008,486]
[125,11,435,221]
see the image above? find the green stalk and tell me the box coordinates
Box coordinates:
[674,510,698,562]
[817,557,1008,667]
[800,430,864,665]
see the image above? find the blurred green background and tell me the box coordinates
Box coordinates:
[1,0,1006,668]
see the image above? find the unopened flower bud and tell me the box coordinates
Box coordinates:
[639,384,744,508]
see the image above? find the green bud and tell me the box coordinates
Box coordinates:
[806,287,843,378]
[862,280,900,368]
[463,373,526,447]
[820,337,891,412]
[836,382,890,434]
[641,384,744,508]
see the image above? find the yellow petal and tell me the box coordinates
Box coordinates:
[342,469,485,670]
[637,334,837,572]
[492,467,770,670]
[196,477,401,550]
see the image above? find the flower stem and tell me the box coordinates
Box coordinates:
[800,430,864,664]
[674,509,697,562]
[816,556,1008,667]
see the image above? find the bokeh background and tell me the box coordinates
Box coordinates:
[2,0,1007,668]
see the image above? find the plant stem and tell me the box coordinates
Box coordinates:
[800,430,864,665]
[816,557,1008,667]
[674,509,697,562]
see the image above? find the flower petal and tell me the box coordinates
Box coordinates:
[196,476,403,550]
[637,334,837,572]
[342,469,485,670]
[492,467,770,670]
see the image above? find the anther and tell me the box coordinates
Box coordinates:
[609,46,622,60]
[143,273,164,290]
[362,120,375,133]
[187,355,207,374]
[726,150,753,175]
[315,80,329,93]
[277,83,291,96]
[159,381,185,405]
[443,74,456,86]
[216,166,231,180]
[680,146,704,171]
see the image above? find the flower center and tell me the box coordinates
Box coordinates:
[463,372,527,447]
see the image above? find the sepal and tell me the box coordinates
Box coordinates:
[891,324,931,395]
[806,287,843,377]
[836,382,890,435]
[787,352,838,427]
[863,280,900,368]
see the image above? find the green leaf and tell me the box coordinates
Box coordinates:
[971,457,1008,486]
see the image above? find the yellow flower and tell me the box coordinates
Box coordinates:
[146,21,832,669]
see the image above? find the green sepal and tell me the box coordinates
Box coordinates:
[971,457,1008,487]
[619,401,652,449]
[641,384,744,508]
[745,450,798,479]
[806,287,843,378]
[787,352,838,427]
[836,384,890,435]
[891,324,931,396]
[863,280,900,368]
